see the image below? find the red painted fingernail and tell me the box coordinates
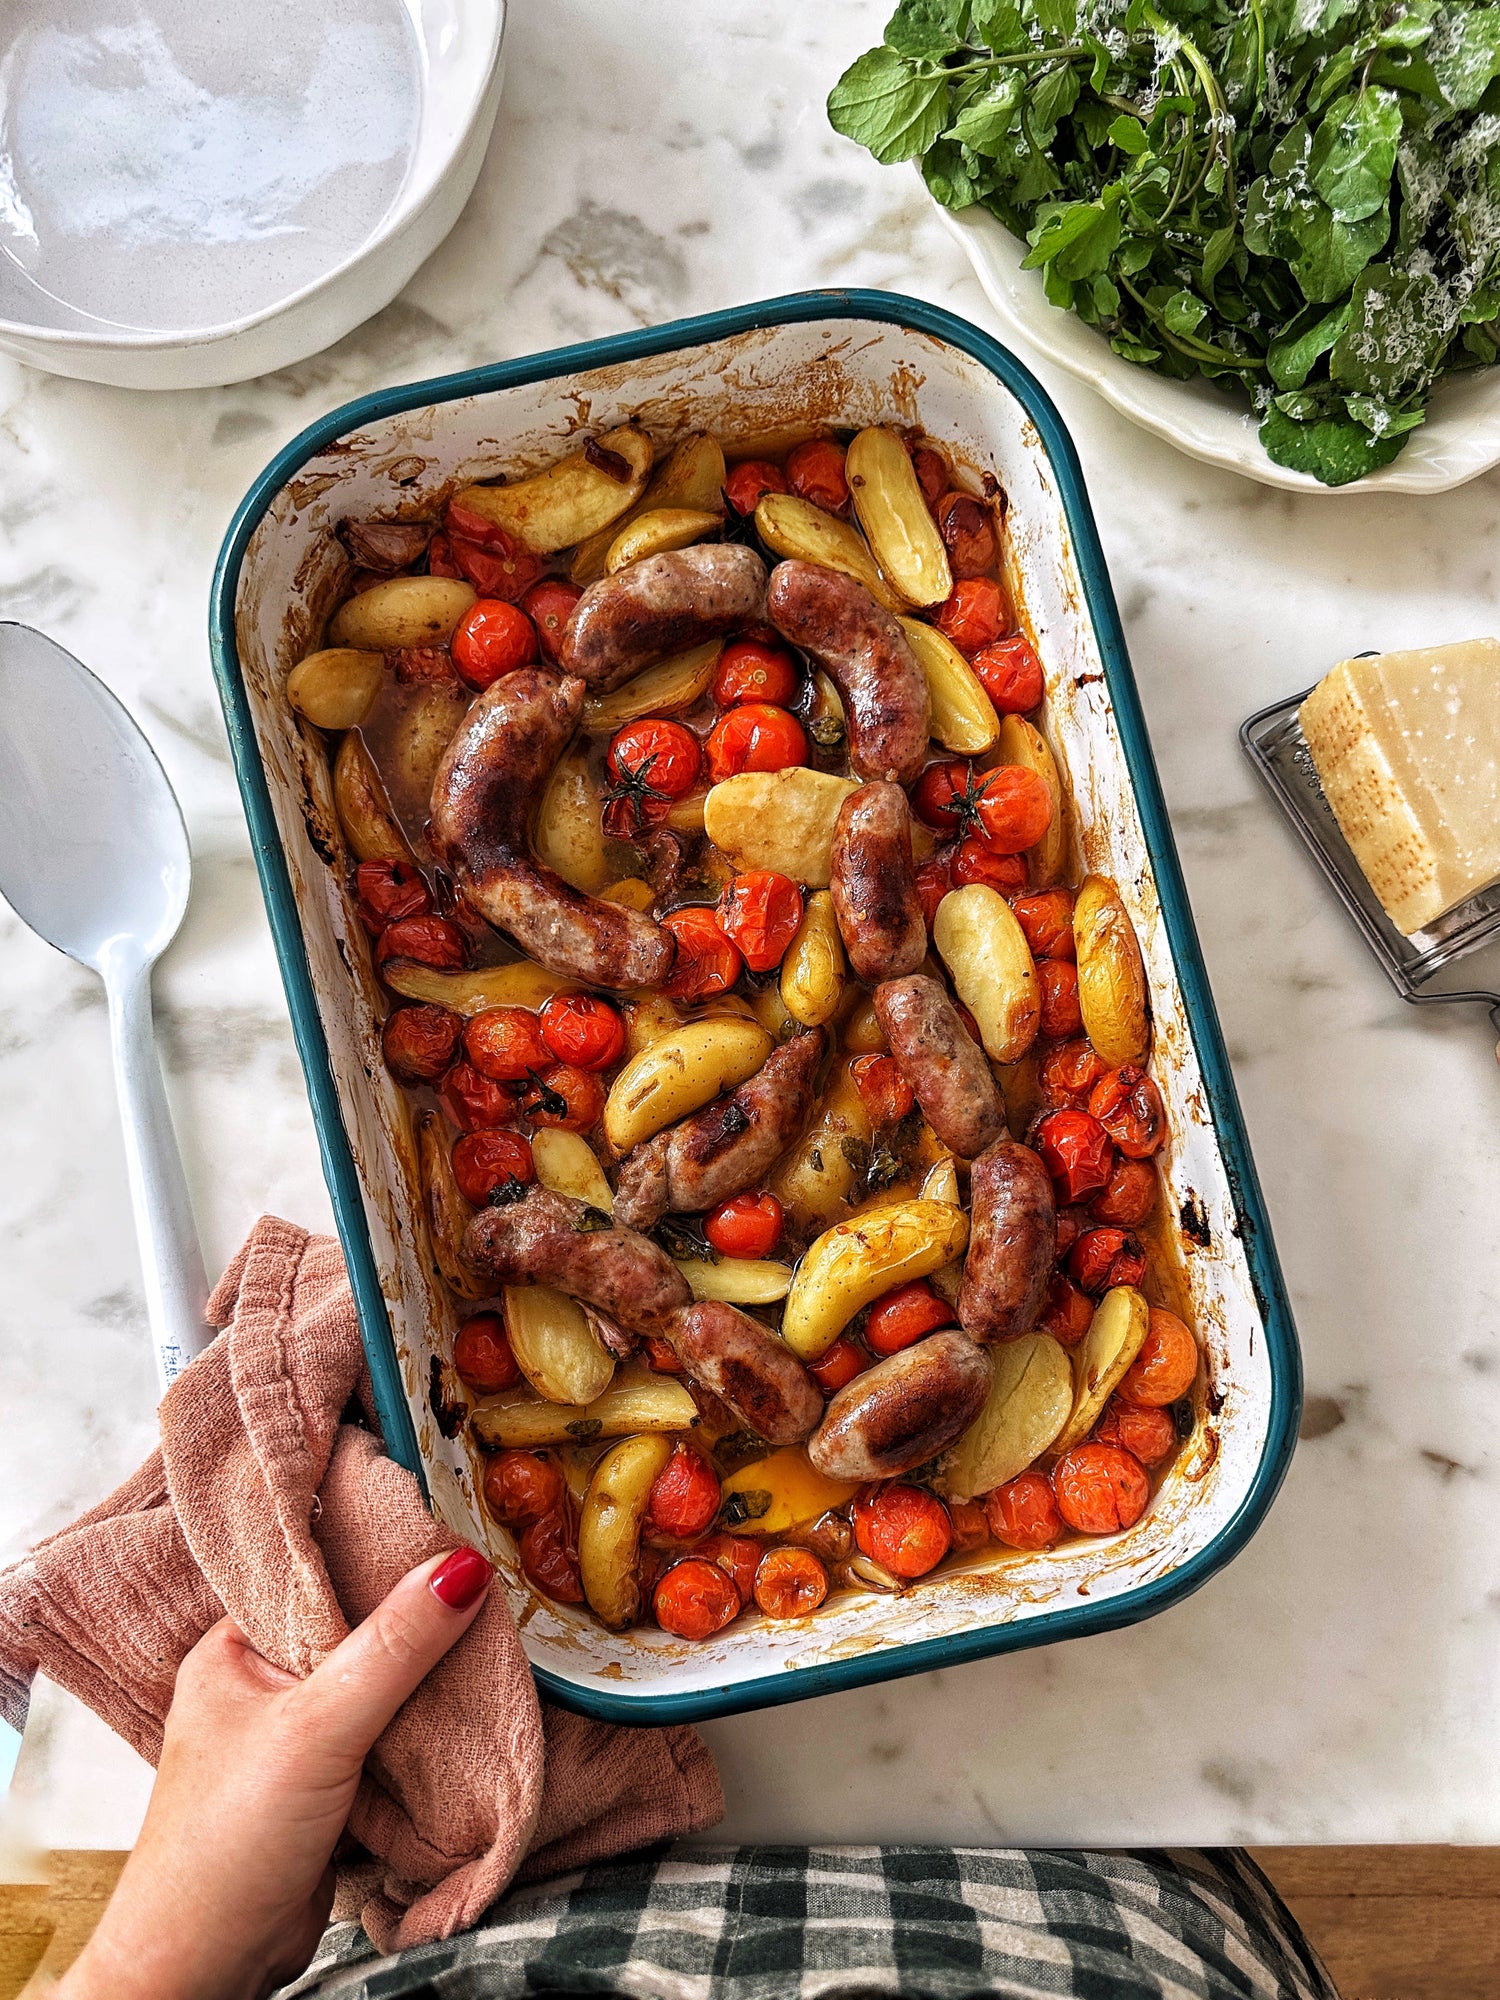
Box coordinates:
[430,1545,493,1610]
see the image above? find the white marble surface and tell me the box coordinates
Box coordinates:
[4,0,1500,1856]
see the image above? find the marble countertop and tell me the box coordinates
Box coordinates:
[4,0,1500,1858]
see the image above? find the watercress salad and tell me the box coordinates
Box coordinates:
[829,0,1500,485]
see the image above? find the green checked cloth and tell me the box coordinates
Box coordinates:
[280,1845,1340,1999]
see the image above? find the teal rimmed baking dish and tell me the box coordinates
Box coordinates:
[209,290,1301,1723]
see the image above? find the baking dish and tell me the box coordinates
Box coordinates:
[209,290,1301,1722]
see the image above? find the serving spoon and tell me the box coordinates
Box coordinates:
[0,623,211,1393]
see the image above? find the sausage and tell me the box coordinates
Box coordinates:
[829,783,926,981]
[560,544,769,691]
[461,1185,690,1336]
[957,1139,1056,1342]
[766,559,930,784]
[806,1330,990,1481]
[666,1301,822,1445]
[612,1030,824,1230]
[874,975,1007,1160]
[429,666,673,989]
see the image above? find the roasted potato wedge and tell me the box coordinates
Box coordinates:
[768,1056,873,1236]
[416,1113,486,1301]
[1074,874,1150,1067]
[570,432,727,583]
[381,959,575,1014]
[719,1451,860,1537]
[754,492,904,612]
[748,979,799,1042]
[328,576,475,651]
[578,1433,674,1628]
[840,995,887,1054]
[332,732,417,865]
[605,507,721,573]
[503,1285,615,1406]
[453,426,653,554]
[703,769,859,887]
[674,1256,794,1304]
[899,618,999,755]
[534,746,610,893]
[665,788,709,834]
[780,890,846,1028]
[603,1019,772,1154]
[381,683,471,821]
[933,884,1040,1064]
[935,1332,1073,1501]
[582,640,721,734]
[996,714,1066,885]
[1055,1285,1149,1454]
[470,1369,699,1449]
[286,648,384,730]
[530,1129,614,1212]
[846,426,953,609]
[621,994,684,1055]
[781,1198,970,1360]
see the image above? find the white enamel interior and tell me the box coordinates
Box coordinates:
[232,316,1277,1708]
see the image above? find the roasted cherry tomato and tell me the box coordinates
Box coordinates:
[713,637,799,709]
[642,1335,686,1375]
[653,1556,741,1639]
[690,1532,762,1606]
[439,1062,518,1133]
[850,1053,916,1128]
[753,1546,830,1618]
[1069,1226,1148,1295]
[426,531,461,577]
[443,501,545,601]
[934,575,1007,655]
[451,599,538,690]
[717,870,804,972]
[376,914,468,970]
[913,852,954,929]
[604,719,701,838]
[647,1444,721,1541]
[1053,1205,1087,1262]
[662,905,744,1000]
[864,1279,952,1358]
[1037,1039,1111,1109]
[950,837,1027,895]
[785,438,849,514]
[355,858,431,933]
[522,1062,606,1133]
[908,442,949,510]
[455,1313,520,1395]
[482,1447,563,1521]
[1037,1272,1095,1348]
[540,993,626,1072]
[947,1499,991,1553]
[986,1470,1064,1550]
[464,1005,551,1081]
[1052,1442,1149,1535]
[703,1190,784,1259]
[1087,1065,1167,1159]
[1033,1108,1115,1203]
[723,459,789,516]
[705,703,807,783]
[451,1129,535,1205]
[1089,1156,1158,1228]
[935,491,998,577]
[972,634,1044,714]
[389,645,458,686]
[1011,889,1076,961]
[910,759,1052,851]
[382,1004,463,1083]
[519,1508,584,1602]
[520,577,582,664]
[1095,1396,1178,1467]
[853,1483,952,1579]
[1037,959,1083,1040]
[810,1335,867,1393]
[1119,1307,1199,1406]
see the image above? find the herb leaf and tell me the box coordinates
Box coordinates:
[827,47,949,164]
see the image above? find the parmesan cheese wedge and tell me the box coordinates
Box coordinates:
[1300,640,1500,935]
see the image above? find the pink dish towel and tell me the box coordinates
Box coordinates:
[0,1216,722,1951]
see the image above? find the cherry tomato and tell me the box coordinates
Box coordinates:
[713,638,799,709]
[382,1004,463,1083]
[426,531,461,577]
[1053,1205,1087,1262]
[972,634,1044,714]
[785,438,849,514]
[850,1053,916,1128]
[1095,1396,1178,1468]
[1038,959,1083,1040]
[455,1313,520,1394]
[464,1006,550,1081]
[389,645,459,686]
[440,1062,519,1133]
[1037,1272,1094,1348]
[690,1532,762,1606]
[482,1447,563,1521]
[1119,1307,1199,1406]
[1011,889,1076,961]
[443,501,545,602]
[662,906,744,1000]
[863,1279,952,1358]
[948,1499,991,1553]
[704,1191,783,1259]
[451,599,538,690]
[717,870,804,972]
[540,993,625,1072]
[451,1129,535,1205]
[1069,1226,1148,1295]
[910,760,1052,851]
[705,703,807,784]
[1037,1039,1110,1109]
[810,1335,867,1393]
[723,459,789,516]
[914,852,954,929]
[647,1444,721,1541]
[520,578,582,664]
[1087,1065,1167,1159]
[753,1546,830,1618]
[653,1556,741,1639]
[1053,1442,1149,1535]
[935,575,1007,655]
[604,719,701,838]
[950,838,1027,895]
[853,1483,952,1579]
[908,442,949,510]
[1089,1156,1158,1229]
[355,858,430,933]
[986,1471,1064,1550]
[519,1507,584,1602]
[1033,1108,1115,1203]
[376,914,468,970]
[642,1335,685,1375]
[935,491,998,577]
[522,1062,606,1133]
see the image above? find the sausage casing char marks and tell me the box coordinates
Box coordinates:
[957,1139,1057,1342]
[429,667,673,989]
[462,1185,689,1336]
[561,544,770,691]
[874,974,1007,1160]
[807,1330,991,1481]
[666,1301,822,1445]
[766,559,930,785]
[829,783,927,982]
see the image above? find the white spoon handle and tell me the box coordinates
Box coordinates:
[105,959,212,1395]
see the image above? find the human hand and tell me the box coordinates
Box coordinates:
[57,1544,493,2000]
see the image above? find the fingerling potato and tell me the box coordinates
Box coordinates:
[579,1433,674,1628]
[933,884,1039,1064]
[417,1113,487,1301]
[534,746,610,893]
[454,426,653,554]
[754,492,904,612]
[530,1128,614,1212]
[935,1332,1072,1501]
[382,682,471,821]
[703,769,859,887]
[1054,1285,1150,1453]
[603,1019,773,1154]
[674,1256,794,1304]
[470,1368,699,1449]
[503,1284,615,1405]
[899,618,999,756]
[286,648,384,730]
[328,576,475,651]
[846,426,953,609]
[781,1198,970,1361]
[780,890,846,1028]
[996,714,1066,885]
[1073,874,1150,1067]
[381,959,576,1014]
[582,640,721,734]
[333,732,416,865]
[570,432,728,583]
[605,507,721,573]
[768,1057,873,1236]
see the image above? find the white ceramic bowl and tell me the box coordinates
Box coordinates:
[0,0,506,391]
[938,200,1500,496]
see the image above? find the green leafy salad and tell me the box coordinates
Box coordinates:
[828,0,1500,484]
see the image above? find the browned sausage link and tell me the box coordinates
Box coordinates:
[806,1331,990,1481]
[612,1030,825,1229]
[429,667,673,989]
[874,974,1007,1160]
[829,783,927,982]
[957,1139,1057,1343]
[560,544,770,691]
[766,559,930,785]
[666,1301,823,1446]
[461,1185,690,1336]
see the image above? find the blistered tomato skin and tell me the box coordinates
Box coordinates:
[704,1191,783,1259]
[1120,1308,1199,1406]
[662,906,744,1000]
[724,460,789,516]
[604,719,701,838]
[452,600,538,689]
[465,1006,551,1081]
[647,1444,721,1541]
[717,870,804,971]
[439,1062,519,1133]
[1037,1272,1095,1347]
[986,1471,1063,1550]
[911,760,1052,851]
[1053,1442,1150,1535]
[908,444,949,511]
[456,1313,521,1394]
[936,492,998,578]
[690,1532,762,1606]
[810,1336,867,1394]
[935,575,1007,655]
[947,1499,991,1553]
[785,438,850,514]
[540,993,626,1071]
[1038,1039,1111,1109]
[1034,1108,1115,1204]
[1088,1065,1167,1158]
[1068,1226,1147,1295]
[382,1004,463,1083]
[653,1557,742,1639]
[483,1446,563,1520]
[1095,1397,1178,1467]
[1012,890,1076,961]
[713,638,800,709]
[376,915,469,970]
[451,1129,535,1205]
[443,502,546,601]
[914,854,953,929]
[863,1280,951,1357]
[705,703,808,783]
[1089,1156,1159,1228]
[850,1053,916,1128]
[519,1509,584,1602]
[356,858,431,933]
[950,837,1027,896]
[523,1063,606,1133]
[754,1546,830,1618]
[1037,960,1083,1040]
[853,1484,953,1579]
[521,578,583,664]
[972,634,1044,713]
